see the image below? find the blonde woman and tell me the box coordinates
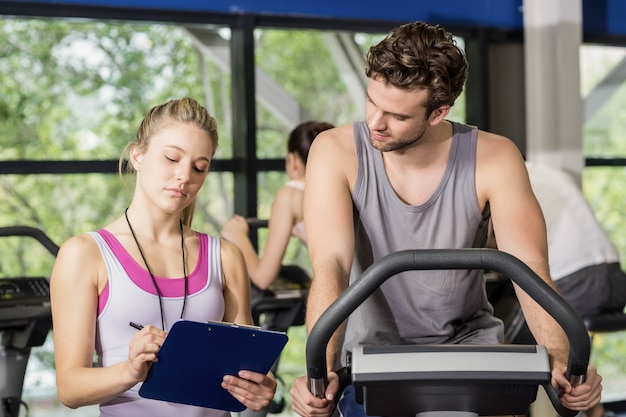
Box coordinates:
[51,97,277,417]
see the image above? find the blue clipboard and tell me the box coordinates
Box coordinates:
[138,320,289,411]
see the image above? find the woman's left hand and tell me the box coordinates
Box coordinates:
[222,370,278,411]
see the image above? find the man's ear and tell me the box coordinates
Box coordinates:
[428,105,451,125]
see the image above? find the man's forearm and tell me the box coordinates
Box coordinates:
[517,289,571,369]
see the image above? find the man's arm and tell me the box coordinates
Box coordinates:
[475,132,569,366]
[477,134,603,410]
[290,126,358,417]
[303,126,357,369]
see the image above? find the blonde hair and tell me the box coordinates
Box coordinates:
[119,97,219,226]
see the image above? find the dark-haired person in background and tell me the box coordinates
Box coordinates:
[221,121,333,290]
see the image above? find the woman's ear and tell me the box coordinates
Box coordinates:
[287,152,296,167]
[290,152,305,172]
[129,145,144,171]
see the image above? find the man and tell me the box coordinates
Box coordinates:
[289,21,602,417]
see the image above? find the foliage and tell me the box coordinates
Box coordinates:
[255,29,359,129]
[591,332,626,399]
[1,19,212,241]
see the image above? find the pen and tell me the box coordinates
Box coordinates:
[129,321,144,331]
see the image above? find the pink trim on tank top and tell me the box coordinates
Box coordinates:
[96,229,209,314]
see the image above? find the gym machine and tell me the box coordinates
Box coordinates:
[306,248,590,417]
[0,227,57,417]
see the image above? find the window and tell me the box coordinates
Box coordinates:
[581,43,626,402]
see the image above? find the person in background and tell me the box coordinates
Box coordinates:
[50,97,277,417]
[220,121,334,290]
[525,161,625,417]
[288,20,602,417]
[525,161,626,319]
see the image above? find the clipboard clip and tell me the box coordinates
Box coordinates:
[206,320,262,330]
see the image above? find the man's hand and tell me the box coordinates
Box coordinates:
[290,372,340,417]
[552,365,603,411]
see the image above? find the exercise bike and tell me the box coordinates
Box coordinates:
[0,226,58,417]
[306,248,590,417]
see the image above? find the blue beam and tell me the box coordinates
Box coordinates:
[583,0,626,37]
[5,0,525,29]
[4,0,626,38]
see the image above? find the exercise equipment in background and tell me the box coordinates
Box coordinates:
[0,226,58,417]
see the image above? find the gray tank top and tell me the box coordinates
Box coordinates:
[341,121,502,366]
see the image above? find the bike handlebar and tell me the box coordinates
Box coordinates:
[306,249,589,417]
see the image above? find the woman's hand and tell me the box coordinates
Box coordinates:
[126,325,167,382]
[221,370,278,411]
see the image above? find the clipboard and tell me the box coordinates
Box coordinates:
[138,320,289,411]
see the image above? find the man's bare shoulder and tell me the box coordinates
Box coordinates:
[307,123,358,185]
[475,128,516,144]
[474,128,528,188]
[475,128,523,161]
[313,123,355,150]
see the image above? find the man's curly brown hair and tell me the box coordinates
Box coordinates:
[365,21,468,117]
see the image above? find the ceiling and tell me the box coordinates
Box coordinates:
[2,0,626,41]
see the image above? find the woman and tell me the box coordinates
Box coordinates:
[50,97,277,416]
[220,121,333,290]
